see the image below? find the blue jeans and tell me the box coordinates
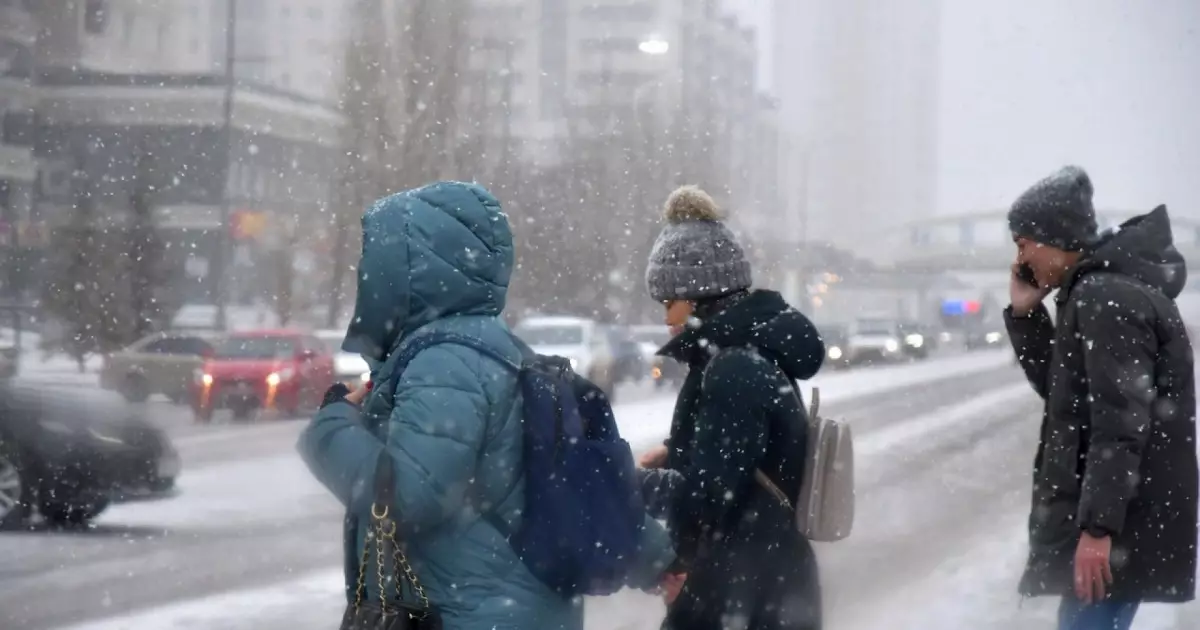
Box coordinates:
[1057,597,1140,630]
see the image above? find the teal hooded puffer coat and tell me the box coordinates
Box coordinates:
[298,181,674,630]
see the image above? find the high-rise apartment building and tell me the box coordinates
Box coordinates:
[26,1,344,306]
[772,0,942,262]
[462,0,763,174]
[33,0,348,104]
[0,0,38,259]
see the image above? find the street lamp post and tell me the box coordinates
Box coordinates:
[211,0,238,331]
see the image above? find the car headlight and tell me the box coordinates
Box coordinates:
[266,367,295,386]
[828,346,843,360]
[985,332,1002,343]
[884,339,900,352]
[905,334,924,348]
[194,369,213,385]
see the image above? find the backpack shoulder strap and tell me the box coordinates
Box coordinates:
[387,331,523,393]
[721,345,820,510]
[385,331,526,540]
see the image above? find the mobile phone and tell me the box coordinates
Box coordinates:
[1015,263,1038,288]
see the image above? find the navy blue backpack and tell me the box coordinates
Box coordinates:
[387,331,645,597]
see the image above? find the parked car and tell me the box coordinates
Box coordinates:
[315,330,371,389]
[100,331,219,403]
[842,318,904,366]
[0,383,179,528]
[191,330,335,422]
[513,316,619,399]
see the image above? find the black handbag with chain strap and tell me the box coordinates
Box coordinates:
[340,452,442,630]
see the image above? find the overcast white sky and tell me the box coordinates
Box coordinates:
[726,0,1200,220]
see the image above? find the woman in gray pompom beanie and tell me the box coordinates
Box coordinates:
[640,185,825,630]
[644,185,754,336]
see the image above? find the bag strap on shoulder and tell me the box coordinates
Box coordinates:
[387,331,524,394]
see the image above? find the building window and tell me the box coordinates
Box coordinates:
[2,111,35,147]
[580,36,644,53]
[84,0,108,35]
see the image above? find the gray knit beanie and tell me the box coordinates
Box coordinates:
[645,185,752,302]
[1007,165,1098,251]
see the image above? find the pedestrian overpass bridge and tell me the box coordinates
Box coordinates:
[891,209,1200,273]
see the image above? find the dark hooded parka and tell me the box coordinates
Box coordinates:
[1005,205,1198,602]
[641,289,826,630]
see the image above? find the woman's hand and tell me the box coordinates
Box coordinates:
[344,382,371,405]
[639,444,669,468]
[660,572,687,606]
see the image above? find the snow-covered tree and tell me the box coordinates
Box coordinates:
[121,153,180,341]
[40,167,122,370]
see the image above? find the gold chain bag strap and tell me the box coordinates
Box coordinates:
[340,452,441,630]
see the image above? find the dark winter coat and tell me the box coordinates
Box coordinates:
[640,289,826,630]
[1004,205,1198,603]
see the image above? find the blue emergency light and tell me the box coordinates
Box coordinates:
[941,299,981,316]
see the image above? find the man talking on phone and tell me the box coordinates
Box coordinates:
[1004,165,1198,630]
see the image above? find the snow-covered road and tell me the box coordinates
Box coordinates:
[2,350,1196,629]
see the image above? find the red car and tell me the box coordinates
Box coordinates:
[192,330,335,422]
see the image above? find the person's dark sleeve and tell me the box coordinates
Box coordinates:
[669,350,770,559]
[1004,302,1055,399]
[1074,278,1158,536]
[791,310,825,380]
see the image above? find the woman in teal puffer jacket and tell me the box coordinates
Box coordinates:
[298,181,674,629]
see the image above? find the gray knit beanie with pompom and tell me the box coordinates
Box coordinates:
[645,185,753,302]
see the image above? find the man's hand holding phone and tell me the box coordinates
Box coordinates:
[1010,263,1051,317]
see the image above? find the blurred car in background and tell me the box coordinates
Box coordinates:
[605,326,646,385]
[315,330,371,389]
[897,321,934,360]
[100,331,218,403]
[513,316,618,398]
[629,324,687,389]
[965,324,1007,350]
[629,325,669,360]
[192,330,335,422]
[819,324,852,369]
[843,317,904,366]
[0,340,16,381]
[0,383,179,529]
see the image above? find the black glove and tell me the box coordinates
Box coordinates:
[320,382,352,409]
